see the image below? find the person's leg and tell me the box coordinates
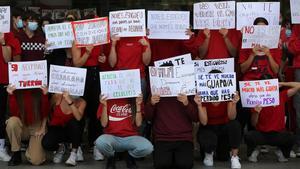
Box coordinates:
[121,136,153,158]
[0,84,10,161]
[225,120,242,156]
[268,131,296,158]
[95,134,121,157]
[42,126,64,151]
[65,119,82,150]
[294,69,300,150]
[173,141,194,169]
[197,126,218,154]
[153,141,174,169]
[244,130,267,157]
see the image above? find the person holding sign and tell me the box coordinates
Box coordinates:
[5,85,49,166]
[95,94,153,169]
[42,91,86,166]
[239,17,281,81]
[244,82,300,163]
[194,92,241,169]
[0,32,21,162]
[11,7,25,35]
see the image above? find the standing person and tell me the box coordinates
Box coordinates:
[5,85,49,166]
[11,7,25,36]
[194,92,241,169]
[245,82,299,162]
[42,91,86,166]
[0,32,21,161]
[95,94,153,169]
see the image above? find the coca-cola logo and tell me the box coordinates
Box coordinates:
[110,104,132,114]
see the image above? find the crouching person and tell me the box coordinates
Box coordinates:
[42,91,86,166]
[95,94,153,169]
[6,85,49,166]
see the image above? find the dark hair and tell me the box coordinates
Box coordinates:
[209,69,222,74]
[253,17,269,25]
[22,10,40,22]
[11,7,25,17]
[41,16,54,25]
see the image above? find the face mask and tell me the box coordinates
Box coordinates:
[16,19,23,28]
[28,22,38,31]
[286,29,292,38]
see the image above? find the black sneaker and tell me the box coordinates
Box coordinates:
[126,154,138,169]
[106,156,116,169]
[8,151,22,166]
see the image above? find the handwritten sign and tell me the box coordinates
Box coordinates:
[149,65,196,97]
[8,60,47,89]
[45,22,74,50]
[0,6,10,33]
[236,2,280,30]
[154,54,193,67]
[196,73,236,102]
[193,1,235,30]
[72,17,110,47]
[147,11,190,40]
[242,25,281,49]
[49,65,87,96]
[239,79,279,108]
[194,58,234,74]
[109,9,146,37]
[100,69,141,99]
[290,0,300,24]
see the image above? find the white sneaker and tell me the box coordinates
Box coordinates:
[0,148,11,162]
[260,145,269,153]
[295,147,300,157]
[275,149,288,163]
[248,149,260,163]
[93,146,104,161]
[203,152,214,167]
[76,146,84,162]
[231,156,241,169]
[65,151,77,166]
[290,150,296,158]
[53,144,65,164]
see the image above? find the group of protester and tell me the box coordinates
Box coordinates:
[0,4,300,169]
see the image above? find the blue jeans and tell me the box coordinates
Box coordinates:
[95,134,153,158]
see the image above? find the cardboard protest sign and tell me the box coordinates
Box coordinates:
[154,54,193,67]
[49,65,87,96]
[149,65,196,97]
[45,22,74,50]
[242,25,281,49]
[236,2,280,30]
[290,0,300,24]
[193,1,235,30]
[109,9,146,37]
[147,11,190,40]
[196,73,236,102]
[239,79,279,108]
[194,58,234,74]
[8,60,47,89]
[72,17,110,47]
[0,6,10,33]
[42,9,55,20]
[84,8,97,17]
[100,69,142,99]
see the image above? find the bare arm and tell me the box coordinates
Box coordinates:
[140,38,151,66]
[194,95,208,125]
[0,34,12,62]
[108,35,120,68]
[263,47,279,74]
[99,95,109,127]
[227,92,240,120]
[63,92,86,121]
[219,28,237,57]
[251,106,262,127]
[71,42,92,67]
[135,94,143,127]
[199,29,210,59]
[279,82,300,97]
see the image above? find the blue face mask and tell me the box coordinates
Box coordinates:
[28,22,38,31]
[286,29,292,38]
[16,19,23,28]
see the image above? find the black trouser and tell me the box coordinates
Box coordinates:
[197,120,241,160]
[42,119,83,151]
[154,141,193,169]
[83,66,102,147]
[244,130,296,158]
[0,84,8,139]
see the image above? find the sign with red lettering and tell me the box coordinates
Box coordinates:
[109,9,146,37]
[239,79,279,108]
[242,25,281,49]
[193,1,235,30]
[8,60,47,89]
[72,17,110,47]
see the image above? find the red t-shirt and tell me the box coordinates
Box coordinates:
[0,32,21,84]
[115,37,148,78]
[239,49,282,80]
[97,99,140,137]
[288,25,300,68]
[203,102,229,125]
[254,90,288,132]
[198,29,241,59]
[80,45,101,67]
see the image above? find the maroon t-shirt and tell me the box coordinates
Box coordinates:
[203,102,229,125]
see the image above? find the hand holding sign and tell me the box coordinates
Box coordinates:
[219,28,228,38]
[150,94,160,106]
[0,32,4,44]
[136,94,143,105]
[40,85,48,95]
[62,91,73,104]
[6,84,16,95]
[111,35,120,46]
[99,94,108,106]
[231,91,240,104]
[254,105,262,114]
[203,28,211,39]
[177,93,189,106]
[139,37,149,46]
[85,46,94,55]
[261,46,270,56]
[194,94,202,106]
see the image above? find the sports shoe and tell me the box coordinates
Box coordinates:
[275,149,288,163]
[76,146,84,162]
[0,148,11,162]
[53,144,65,164]
[65,151,77,166]
[106,156,116,169]
[248,149,260,163]
[295,147,300,157]
[231,156,241,169]
[126,153,138,169]
[8,151,21,166]
[290,150,296,158]
[203,152,214,167]
[260,145,269,153]
[93,146,104,161]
